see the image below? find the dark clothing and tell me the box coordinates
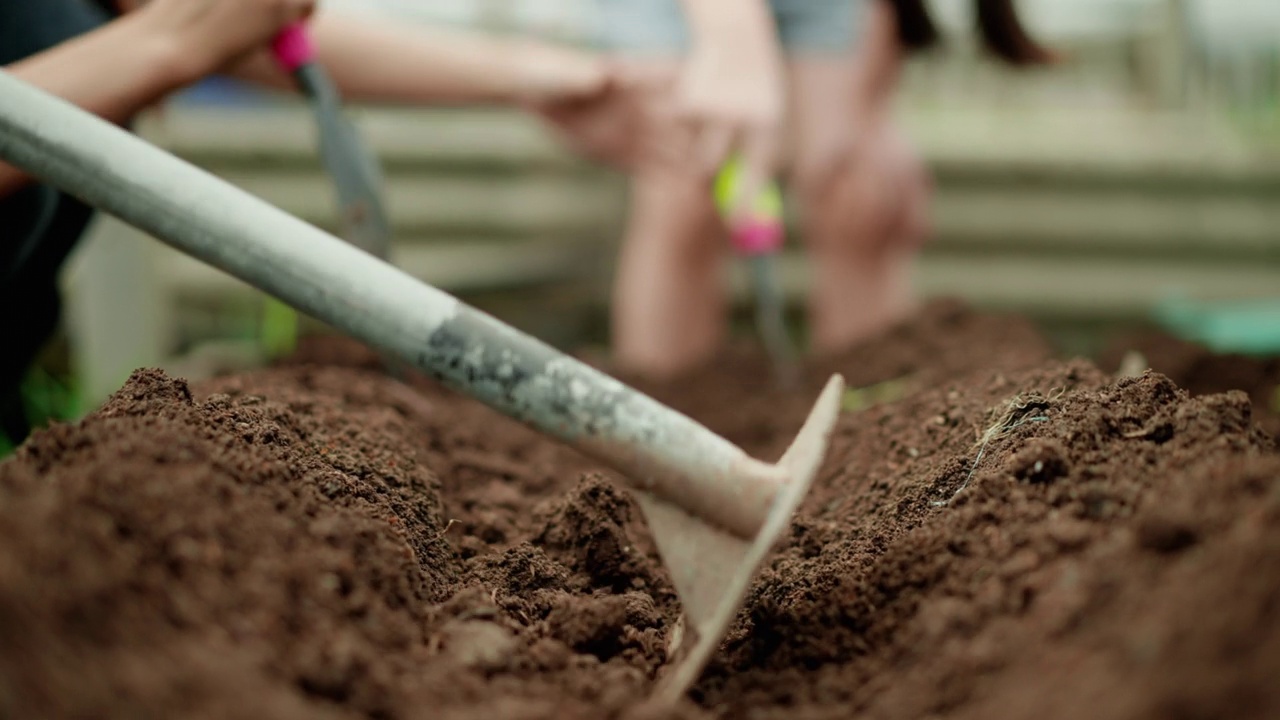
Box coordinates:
[1,0,113,442]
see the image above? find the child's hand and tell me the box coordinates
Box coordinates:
[133,0,315,82]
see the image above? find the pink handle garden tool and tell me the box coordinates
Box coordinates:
[272,23,391,261]
[715,159,799,385]
[266,23,402,371]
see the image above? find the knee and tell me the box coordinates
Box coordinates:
[792,158,894,260]
[792,131,932,260]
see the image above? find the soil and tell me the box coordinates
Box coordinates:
[1,299,1277,719]
[1098,329,1280,440]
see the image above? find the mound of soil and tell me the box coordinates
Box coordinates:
[1,300,1277,719]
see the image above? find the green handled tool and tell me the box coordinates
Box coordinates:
[715,158,799,385]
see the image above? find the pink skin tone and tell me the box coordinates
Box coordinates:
[0,0,306,195]
[604,0,930,378]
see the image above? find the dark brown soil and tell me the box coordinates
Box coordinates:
[1098,330,1280,440]
[1,300,1277,719]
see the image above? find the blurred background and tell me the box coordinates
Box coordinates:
[22,0,1280,429]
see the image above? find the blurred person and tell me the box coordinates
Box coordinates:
[546,0,1055,377]
[0,0,623,444]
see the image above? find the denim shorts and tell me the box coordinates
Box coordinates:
[594,0,866,54]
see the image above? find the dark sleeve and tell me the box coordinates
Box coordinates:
[0,0,112,280]
[0,0,111,66]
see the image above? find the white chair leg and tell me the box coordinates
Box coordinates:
[63,215,167,411]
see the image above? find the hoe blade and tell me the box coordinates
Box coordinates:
[639,374,845,704]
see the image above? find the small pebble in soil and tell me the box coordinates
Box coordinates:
[441,620,518,671]
[1136,513,1200,554]
[1006,438,1071,484]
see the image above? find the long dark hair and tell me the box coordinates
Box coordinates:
[887,0,1057,66]
[85,0,122,17]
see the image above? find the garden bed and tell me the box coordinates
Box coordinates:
[0,300,1276,719]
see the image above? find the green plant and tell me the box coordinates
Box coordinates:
[259,296,299,359]
[24,367,84,422]
[0,366,85,460]
[841,377,911,412]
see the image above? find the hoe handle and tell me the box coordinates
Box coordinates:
[0,70,782,540]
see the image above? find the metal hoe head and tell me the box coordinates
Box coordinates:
[0,70,845,704]
[642,374,843,702]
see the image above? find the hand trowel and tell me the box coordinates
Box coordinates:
[260,23,395,358]
[272,22,391,260]
[715,158,799,385]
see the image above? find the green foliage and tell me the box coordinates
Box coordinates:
[260,297,299,359]
[0,367,84,461]
[841,377,911,413]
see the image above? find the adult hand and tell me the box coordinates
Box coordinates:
[532,62,688,173]
[674,0,785,220]
[132,0,315,82]
[674,37,784,171]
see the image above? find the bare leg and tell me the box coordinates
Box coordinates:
[786,56,929,354]
[612,164,725,377]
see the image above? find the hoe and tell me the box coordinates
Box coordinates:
[0,70,844,704]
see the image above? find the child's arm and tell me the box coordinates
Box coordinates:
[225,11,609,107]
[679,0,777,51]
[3,15,183,129]
[1,0,311,196]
